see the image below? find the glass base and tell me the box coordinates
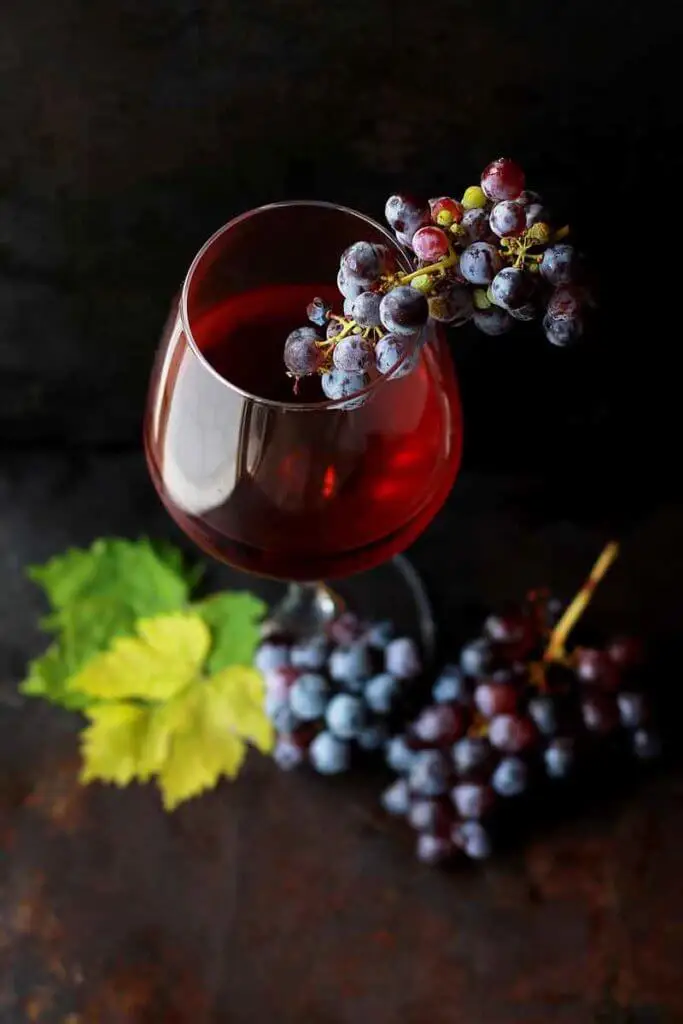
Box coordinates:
[207,555,436,668]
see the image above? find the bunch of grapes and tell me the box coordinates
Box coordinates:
[283,157,589,401]
[380,551,662,866]
[255,614,423,774]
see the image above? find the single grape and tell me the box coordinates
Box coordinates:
[343,297,355,317]
[309,731,351,774]
[607,636,644,669]
[484,610,537,658]
[632,728,662,760]
[452,736,492,777]
[381,777,411,816]
[451,782,494,819]
[481,158,525,201]
[332,335,374,373]
[489,267,532,310]
[547,285,582,321]
[492,756,529,796]
[328,643,372,689]
[337,268,365,300]
[528,694,559,736]
[474,682,519,718]
[524,202,547,228]
[263,665,299,703]
[329,613,364,646]
[349,291,382,328]
[540,243,576,285]
[273,736,307,770]
[306,297,332,327]
[321,369,371,407]
[617,691,649,729]
[459,242,502,286]
[432,665,470,705]
[460,637,496,679]
[411,703,466,746]
[428,282,473,325]
[325,693,366,739]
[364,620,395,649]
[576,649,621,691]
[385,637,421,679]
[254,642,291,674]
[429,196,465,226]
[364,673,400,715]
[385,734,418,774]
[581,693,620,733]
[452,820,493,860]
[357,720,389,751]
[461,185,488,209]
[375,333,410,377]
[412,225,450,261]
[289,673,330,721]
[544,737,576,778]
[340,241,384,286]
[273,700,304,734]
[489,713,537,753]
[408,749,452,797]
[518,189,540,206]
[489,200,526,238]
[543,312,583,347]
[290,637,328,671]
[384,194,430,238]
[462,207,492,242]
[416,833,453,866]
[473,307,513,335]
[408,797,453,835]
[379,286,429,336]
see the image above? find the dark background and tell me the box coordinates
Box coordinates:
[1,0,679,494]
[3,6,683,1021]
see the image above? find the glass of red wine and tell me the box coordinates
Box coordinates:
[144,202,462,654]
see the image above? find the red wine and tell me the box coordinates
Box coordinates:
[145,283,462,580]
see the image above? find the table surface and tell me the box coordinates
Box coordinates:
[2,452,683,1023]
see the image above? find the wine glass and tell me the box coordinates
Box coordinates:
[144,202,462,655]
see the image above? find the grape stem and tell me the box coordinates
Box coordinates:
[397,248,458,286]
[544,541,620,662]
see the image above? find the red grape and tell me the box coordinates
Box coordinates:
[474,682,519,718]
[411,703,467,746]
[581,693,620,734]
[412,225,450,261]
[607,636,644,670]
[576,649,621,692]
[429,196,464,226]
[480,158,525,202]
[489,713,537,753]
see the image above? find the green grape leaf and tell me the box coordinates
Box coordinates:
[193,591,266,673]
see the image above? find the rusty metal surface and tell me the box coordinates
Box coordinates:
[2,453,683,1022]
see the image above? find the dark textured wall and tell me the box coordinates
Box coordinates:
[0,1,677,482]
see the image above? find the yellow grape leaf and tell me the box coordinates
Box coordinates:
[156,667,273,810]
[80,703,157,786]
[68,613,210,702]
[78,654,273,810]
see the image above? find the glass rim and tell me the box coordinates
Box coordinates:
[179,199,417,412]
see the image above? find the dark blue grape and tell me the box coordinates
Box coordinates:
[309,731,351,774]
[544,737,575,778]
[350,291,383,327]
[491,756,529,796]
[283,327,324,377]
[332,336,374,373]
[325,693,366,739]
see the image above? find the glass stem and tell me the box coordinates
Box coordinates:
[265,582,346,639]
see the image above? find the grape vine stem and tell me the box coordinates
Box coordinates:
[544,541,620,662]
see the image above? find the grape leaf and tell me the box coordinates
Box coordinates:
[22,538,197,709]
[75,615,272,809]
[68,613,210,702]
[193,592,266,673]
